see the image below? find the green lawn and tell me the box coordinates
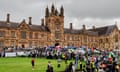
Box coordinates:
[0,57,73,72]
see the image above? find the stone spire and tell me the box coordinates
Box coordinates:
[45,6,49,17]
[60,5,64,16]
[55,8,58,16]
[51,4,55,15]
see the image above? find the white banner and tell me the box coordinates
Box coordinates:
[5,52,16,57]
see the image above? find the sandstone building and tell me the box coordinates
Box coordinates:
[0,4,119,51]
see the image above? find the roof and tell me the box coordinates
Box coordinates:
[0,21,19,29]
[0,21,50,31]
[64,25,117,36]
[88,25,117,36]
[64,28,82,34]
[86,31,98,36]
[0,21,117,36]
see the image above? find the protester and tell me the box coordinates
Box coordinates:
[46,61,53,72]
[57,58,61,68]
[31,58,35,70]
[65,62,73,72]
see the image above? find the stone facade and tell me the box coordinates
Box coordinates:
[0,4,120,51]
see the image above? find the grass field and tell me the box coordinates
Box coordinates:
[1,57,120,72]
[0,57,73,72]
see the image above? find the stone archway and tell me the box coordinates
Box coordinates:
[55,43,59,46]
[21,44,25,48]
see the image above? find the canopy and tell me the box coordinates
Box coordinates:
[49,46,54,48]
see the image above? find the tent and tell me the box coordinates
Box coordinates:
[49,46,54,48]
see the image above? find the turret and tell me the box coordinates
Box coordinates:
[60,5,64,16]
[45,6,49,17]
[51,4,55,15]
[55,8,58,16]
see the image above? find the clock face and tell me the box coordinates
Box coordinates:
[55,24,60,31]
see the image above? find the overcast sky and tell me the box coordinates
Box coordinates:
[0,0,120,29]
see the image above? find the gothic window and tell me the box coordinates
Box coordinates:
[0,31,5,37]
[21,31,26,39]
[11,31,15,38]
[35,33,38,39]
[115,35,118,42]
[29,32,33,39]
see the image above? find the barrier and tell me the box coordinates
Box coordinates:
[5,52,16,57]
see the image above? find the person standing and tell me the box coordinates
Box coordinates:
[46,61,53,72]
[74,54,79,69]
[31,58,35,70]
[57,58,61,68]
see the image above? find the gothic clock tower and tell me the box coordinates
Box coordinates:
[45,4,64,46]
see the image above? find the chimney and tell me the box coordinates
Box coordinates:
[29,17,32,25]
[41,18,44,26]
[92,26,96,31]
[70,23,73,30]
[6,13,10,23]
[83,24,86,30]
[82,24,86,34]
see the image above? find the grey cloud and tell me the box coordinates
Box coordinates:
[65,0,120,18]
[0,0,120,29]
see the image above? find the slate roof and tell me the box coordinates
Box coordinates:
[86,31,98,36]
[0,21,117,36]
[88,25,117,36]
[64,25,117,36]
[64,28,82,34]
[0,21,19,29]
[0,21,50,31]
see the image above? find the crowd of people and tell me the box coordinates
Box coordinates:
[0,45,120,72]
[30,46,120,72]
